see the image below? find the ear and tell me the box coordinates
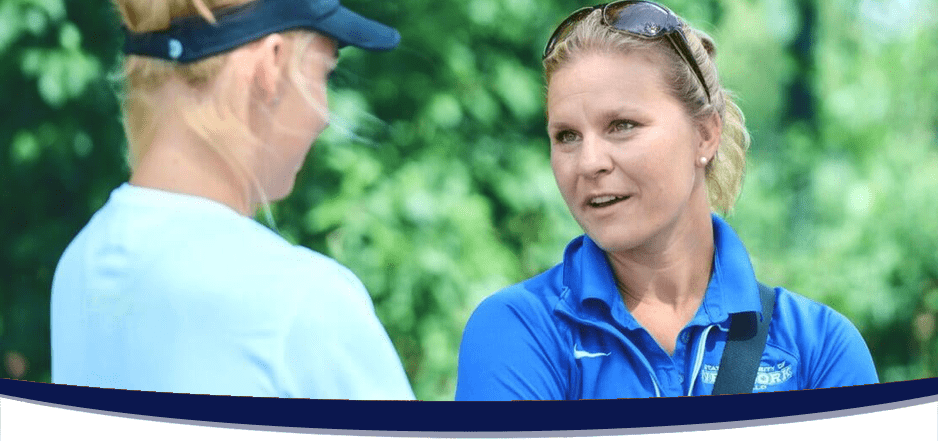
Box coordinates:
[253,33,287,105]
[697,110,722,160]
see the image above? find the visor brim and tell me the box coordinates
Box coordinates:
[315,6,400,51]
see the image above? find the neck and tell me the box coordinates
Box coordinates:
[608,209,715,313]
[129,121,257,217]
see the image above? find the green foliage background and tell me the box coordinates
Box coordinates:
[1,0,936,400]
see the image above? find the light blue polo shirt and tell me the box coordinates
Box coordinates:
[51,184,415,400]
[455,214,878,400]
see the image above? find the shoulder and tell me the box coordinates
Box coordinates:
[457,265,576,400]
[216,234,372,312]
[768,286,878,386]
[771,287,861,340]
[461,264,574,365]
[166,211,362,291]
[466,264,569,336]
[89,190,373,316]
[277,245,374,309]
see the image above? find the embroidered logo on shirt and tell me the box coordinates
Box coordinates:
[573,344,611,359]
[701,362,794,389]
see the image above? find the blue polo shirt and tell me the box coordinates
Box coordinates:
[455,214,878,400]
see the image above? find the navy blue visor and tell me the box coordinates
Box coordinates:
[122,0,401,63]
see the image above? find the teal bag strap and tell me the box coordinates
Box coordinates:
[711,282,776,395]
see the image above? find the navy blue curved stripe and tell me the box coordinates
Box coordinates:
[0,379,935,431]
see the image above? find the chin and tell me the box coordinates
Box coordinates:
[264,177,295,202]
[271,184,293,201]
[586,230,645,255]
[577,216,652,255]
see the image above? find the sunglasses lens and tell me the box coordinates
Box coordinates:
[603,1,673,37]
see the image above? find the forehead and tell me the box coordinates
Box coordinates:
[546,50,673,114]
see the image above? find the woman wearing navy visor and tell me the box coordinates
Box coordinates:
[456,1,878,400]
[51,0,414,399]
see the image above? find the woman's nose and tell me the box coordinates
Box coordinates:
[577,134,614,178]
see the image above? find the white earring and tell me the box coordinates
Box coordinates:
[699,156,709,166]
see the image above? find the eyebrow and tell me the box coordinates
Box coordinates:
[600,106,642,120]
[546,121,574,132]
[546,106,645,131]
[593,107,646,127]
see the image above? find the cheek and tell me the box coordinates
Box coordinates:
[306,81,329,128]
[550,153,579,203]
[550,152,569,187]
[307,76,325,103]
[316,90,330,126]
[645,153,697,207]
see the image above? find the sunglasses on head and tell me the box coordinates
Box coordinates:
[543,0,711,103]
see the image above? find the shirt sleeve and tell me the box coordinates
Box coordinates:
[803,301,880,389]
[280,265,415,400]
[455,290,571,401]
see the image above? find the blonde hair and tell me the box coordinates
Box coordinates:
[113,0,326,212]
[543,9,751,213]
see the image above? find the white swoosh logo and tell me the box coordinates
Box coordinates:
[573,343,611,359]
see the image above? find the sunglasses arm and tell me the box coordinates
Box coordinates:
[667,33,712,103]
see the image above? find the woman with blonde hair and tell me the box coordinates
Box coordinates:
[51,0,414,399]
[456,1,877,400]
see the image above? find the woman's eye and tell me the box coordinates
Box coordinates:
[611,120,635,133]
[555,130,579,143]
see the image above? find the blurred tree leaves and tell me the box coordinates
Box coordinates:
[1,0,936,398]
[1,0,124,385]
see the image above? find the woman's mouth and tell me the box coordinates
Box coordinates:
[588,195,630,208]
